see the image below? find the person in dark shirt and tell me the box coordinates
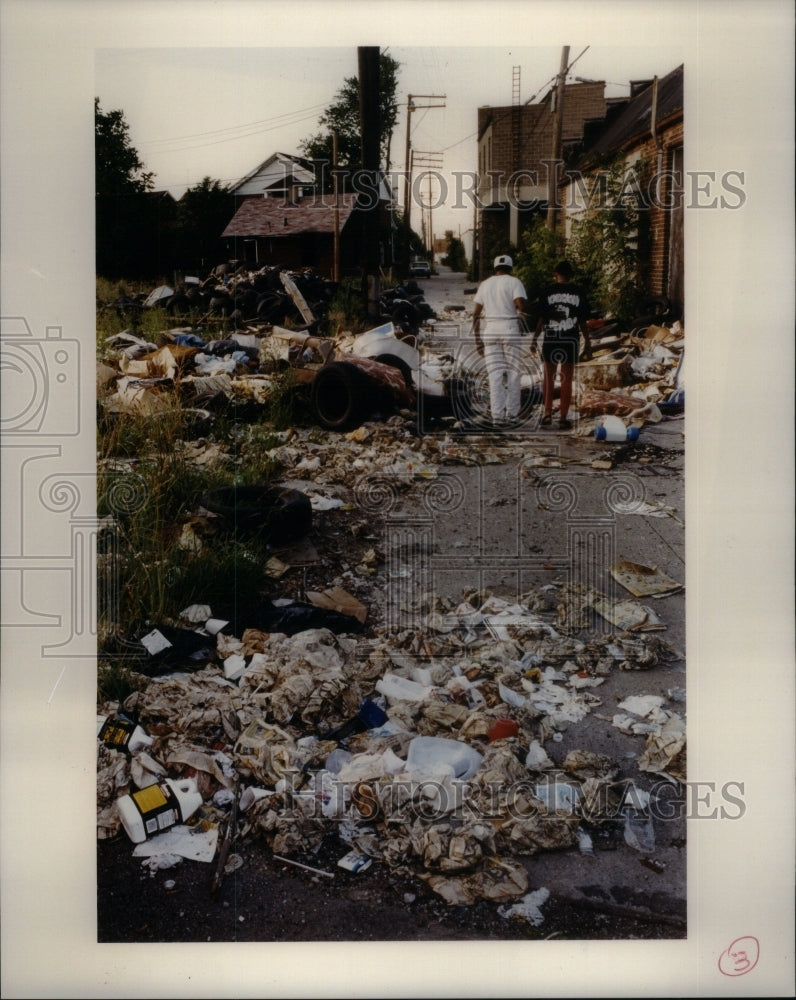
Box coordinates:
[531,260,592,429]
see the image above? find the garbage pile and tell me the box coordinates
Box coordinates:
[95,272,687,913]
[98,583,685,905]
[103,262,340,327]
[575,320,685,434]
[97,266,441,431]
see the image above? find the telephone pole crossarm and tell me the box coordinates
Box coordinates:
[402,93,446,271]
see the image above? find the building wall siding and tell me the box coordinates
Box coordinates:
[478,83,606,200]
[559,116,684,312]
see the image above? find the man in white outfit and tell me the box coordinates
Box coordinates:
[471,254,529,426]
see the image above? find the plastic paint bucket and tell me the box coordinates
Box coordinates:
[116,778,203,844]
[97,714,153,754]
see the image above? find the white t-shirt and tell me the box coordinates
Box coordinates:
[474,273,527,333]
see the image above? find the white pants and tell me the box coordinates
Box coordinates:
[483,337,523,421]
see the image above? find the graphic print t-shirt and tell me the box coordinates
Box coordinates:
[539,282,590,339]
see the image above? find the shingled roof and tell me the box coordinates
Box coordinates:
[221,193,358,239]
[576,64,683,168]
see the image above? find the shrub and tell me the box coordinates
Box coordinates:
[565,159,649,323]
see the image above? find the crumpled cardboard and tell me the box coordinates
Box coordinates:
[578,777,628,826]
[234,719,297,785]
[592,596,667,632]
[610,560,684,598]
[270,800,327,856]
[497,807,580,856]
[421,858,529,905]
[420,822,497,872]
[166,747,236,789]
[638,713,686,781]
[562,750,620,781]
[305,586,368,625]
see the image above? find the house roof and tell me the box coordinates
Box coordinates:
[221,193,359,238]
[576,64,683,166]
[230,152,317,195]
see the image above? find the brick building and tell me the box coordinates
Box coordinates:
[476,81,607,272]
[560,65,684,317]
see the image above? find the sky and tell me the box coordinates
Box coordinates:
[94,44,684,250]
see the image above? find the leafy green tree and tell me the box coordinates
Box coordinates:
[95,98,154,198]
[95,98,159,278]
[173,177,235,272]
[514,214,566,312]
[566,159,649,322]
[441,235,468,273]
[300,52,400,185]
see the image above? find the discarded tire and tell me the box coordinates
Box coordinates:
[310,361,371,431]
[199,485,312,540]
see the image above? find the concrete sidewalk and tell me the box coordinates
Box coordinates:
[386,421,687,926]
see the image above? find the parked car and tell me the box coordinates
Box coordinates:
[408,260,431,278]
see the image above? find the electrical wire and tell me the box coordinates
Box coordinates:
[139,105,328,153]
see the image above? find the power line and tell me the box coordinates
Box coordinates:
[440,130,478,152]
[139,103,328,151]
[139,110,327,154]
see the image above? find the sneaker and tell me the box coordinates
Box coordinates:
[559,418,573,430]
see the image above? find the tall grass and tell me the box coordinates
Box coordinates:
[97,398,287,638]
[97,276,294,645]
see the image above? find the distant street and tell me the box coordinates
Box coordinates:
[410,262,474,320]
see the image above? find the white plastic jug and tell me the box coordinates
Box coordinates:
[405,736,483,780]
[375,672,432,704]
[116,778,203,844]
[594,414,640,442]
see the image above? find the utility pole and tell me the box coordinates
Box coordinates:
[402,93,446,273]
[358,46,381,320]
[427,171,433,260]
[546,45,569,232]
[413,149,442,263]
[332,130,340,283]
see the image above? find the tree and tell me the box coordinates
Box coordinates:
[514,213,565,310]
[300,53,400,187]
[173,177,235,272]
[441,235,468,273]
[95,98,158,278]
[566,159,649,323]
[95,98,154,198]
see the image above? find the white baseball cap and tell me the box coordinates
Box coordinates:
[493,255,513,269]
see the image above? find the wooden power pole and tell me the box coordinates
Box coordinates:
[546,46,569,231]
[358,46,381,320]
[402,92,446,273]
[332,130,340,283]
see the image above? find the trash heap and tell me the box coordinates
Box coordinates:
[98,583,685,906]
[575,320,685,434]
[103,262,340,327]
[96,275,687,910]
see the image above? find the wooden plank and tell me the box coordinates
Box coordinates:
[279,271,315,324]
